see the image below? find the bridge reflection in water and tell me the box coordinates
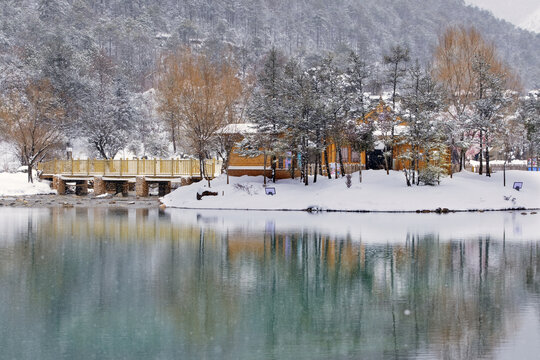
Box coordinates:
[0,208,539,359]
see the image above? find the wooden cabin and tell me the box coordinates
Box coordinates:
[224,100,450,178]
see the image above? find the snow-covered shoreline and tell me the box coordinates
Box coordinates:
[162,169,540,212]
[0,173,55,196]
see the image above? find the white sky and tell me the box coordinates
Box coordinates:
[464,0,539,25]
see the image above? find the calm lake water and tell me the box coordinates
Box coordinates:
[0,208,539,360]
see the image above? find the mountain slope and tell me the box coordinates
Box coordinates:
[1,0,539,89]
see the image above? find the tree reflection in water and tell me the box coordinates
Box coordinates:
[0,208,539,360]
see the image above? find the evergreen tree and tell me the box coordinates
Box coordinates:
[400,62,447,186]
[382,44,410,174]
[244,48,287,184]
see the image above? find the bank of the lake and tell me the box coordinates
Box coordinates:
[162,169,540,212]
[0,194,161,209]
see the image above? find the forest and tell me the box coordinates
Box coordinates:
[0,0,539,184]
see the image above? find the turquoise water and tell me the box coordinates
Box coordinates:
[0,208,539,359]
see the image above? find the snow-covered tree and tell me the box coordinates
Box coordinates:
[520,91,540,158]
[242,48,287,184]
[382,44,410,174]
[470,55,514,177]
[317,55,351,178]
[156,49,244,184]
[0,78,65,182]
[81,50,131,159]
[400,61,447,186]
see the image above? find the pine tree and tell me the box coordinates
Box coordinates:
[382,44,410,174]
[400,61,446,186]
[244,48,287,184]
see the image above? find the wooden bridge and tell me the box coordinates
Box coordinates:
[38,158,222,197]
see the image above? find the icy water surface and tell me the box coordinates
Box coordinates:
[0,207,539,359]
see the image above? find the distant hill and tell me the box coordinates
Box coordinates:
[1,0,539,89]
[520,8,540,34]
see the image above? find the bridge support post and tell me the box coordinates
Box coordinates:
[158,181,171,197]
[94,176,106,196]
[75,181,88,196]
[181,178,193,187]
[121,182,129,197]
[136,176,149,197]
[53,176,66,195]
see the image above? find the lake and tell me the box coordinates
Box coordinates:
[0,208,539,359]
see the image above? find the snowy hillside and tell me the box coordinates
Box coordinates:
[0,0,539,89]
[520,8,540,33]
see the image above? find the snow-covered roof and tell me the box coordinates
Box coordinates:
[220,123,257,135]
[373,125,409,137]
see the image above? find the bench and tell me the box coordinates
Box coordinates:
[513,182,523,191]
[265,187,276,195]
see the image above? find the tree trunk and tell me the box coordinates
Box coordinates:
[263,153,267,185]
[459,132,465,171]
[290,151,296,179]
[271,155,276,183]
[479,130,483,175]
[337,146,345,178]
[318,152,323,176]
[27,162,33,183]
[304,158,308,186]
[413,155,417,185]
[313,154,318,183]
[171,117,177,154]
[485,133,490,177]
[503,161,506,187]
[324,146,331,179]
[384,147,390,175]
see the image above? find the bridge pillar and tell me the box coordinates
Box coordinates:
[53,176,66,195]
[94,176,106,196]
[136,176,149,197]
[120,182,129,197]
[158,181,171,197]
[75,181,88,196]
[181,178,193,186]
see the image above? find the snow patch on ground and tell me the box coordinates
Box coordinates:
[0,173,55,196]
[162,170,540,212]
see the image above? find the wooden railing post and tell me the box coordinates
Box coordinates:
[54,159,57,174]
[87,158,90,175]
[171,158,174,177]
[154,159,157,176]
[120,158,123,176]
[71,158,74,175]
[137,158,140,175]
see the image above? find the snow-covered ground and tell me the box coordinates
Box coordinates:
[0,173,55,196]
[162,169,540,212]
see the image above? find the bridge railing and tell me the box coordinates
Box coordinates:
[38,158,222,178]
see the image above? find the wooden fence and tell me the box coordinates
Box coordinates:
[307,163,363,177]
[38,158,223,178]
[468,164,528,173]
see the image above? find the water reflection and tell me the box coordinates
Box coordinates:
[0,208,539,359]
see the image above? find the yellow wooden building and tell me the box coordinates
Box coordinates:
[225,100,450,178]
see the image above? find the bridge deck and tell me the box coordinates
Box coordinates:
[38,158,222,179]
